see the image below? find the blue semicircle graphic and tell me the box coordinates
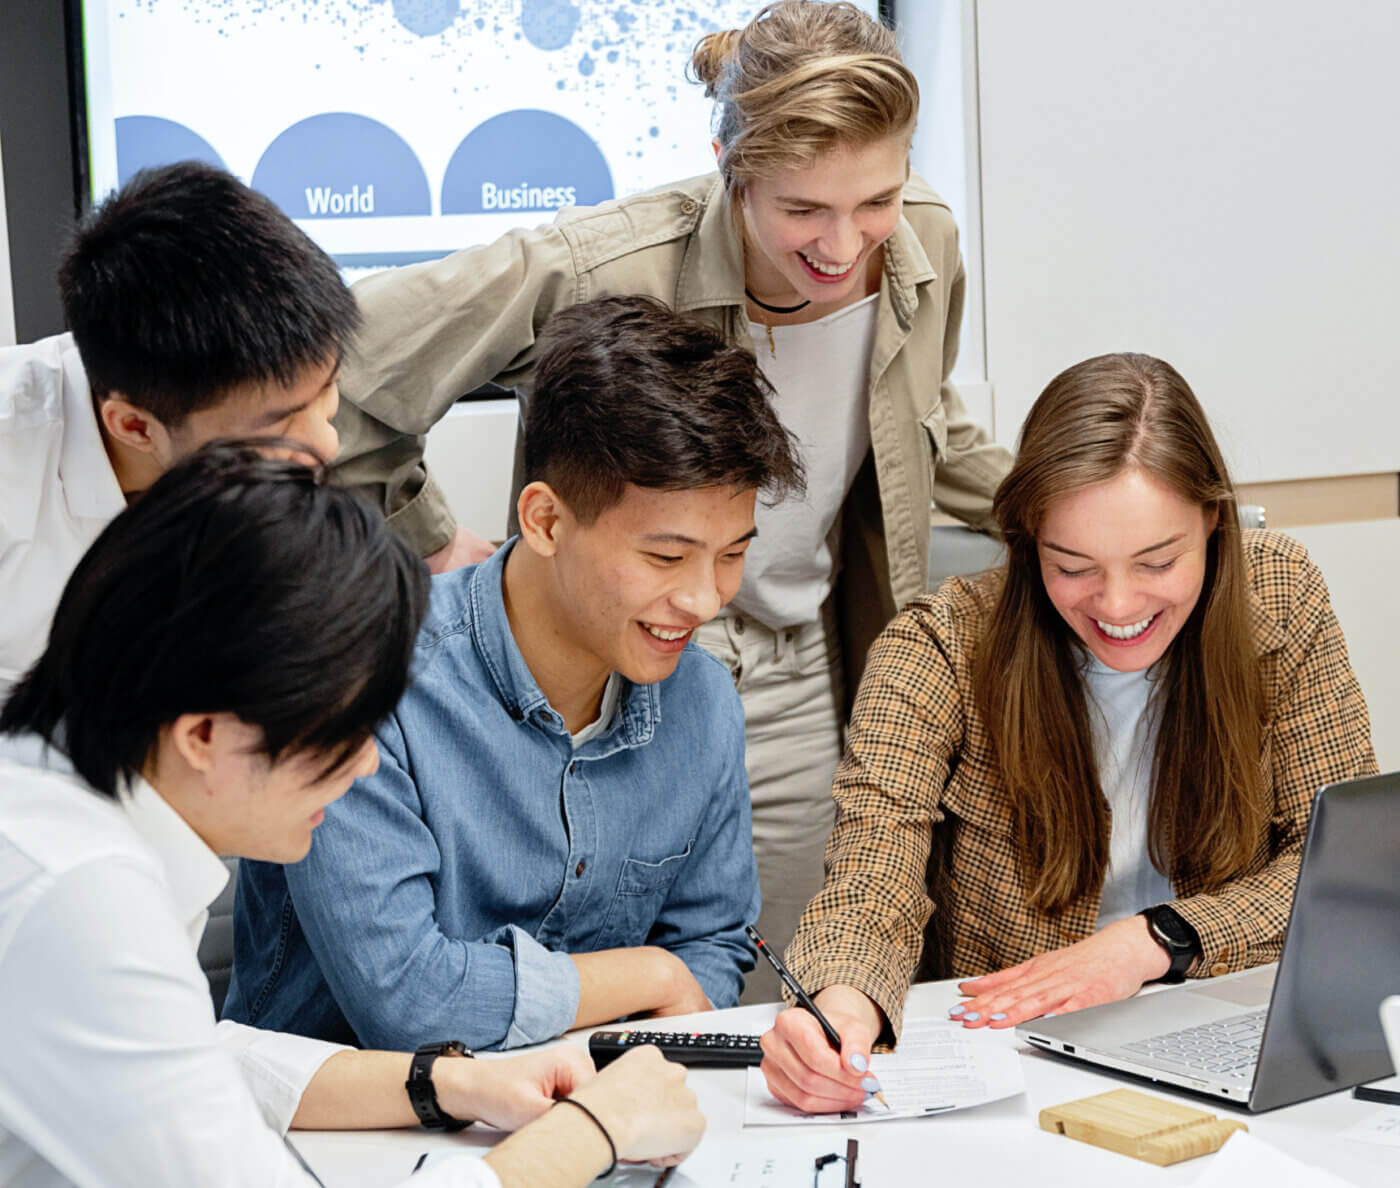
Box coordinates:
[442,109,613,215]
[252,113,430,219]
[115,117,226,186]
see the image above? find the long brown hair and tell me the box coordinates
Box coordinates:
[689,1,918,192]
[973,353,1267,914]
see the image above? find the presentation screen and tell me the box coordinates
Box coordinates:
[76,0,881,277]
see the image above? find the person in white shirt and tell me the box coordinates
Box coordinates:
[0,161,358,700]
[0,442,705,1188]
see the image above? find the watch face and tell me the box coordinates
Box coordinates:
[1149,907,1193,950]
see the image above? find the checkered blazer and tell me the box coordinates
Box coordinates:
[786,530,1376,1040]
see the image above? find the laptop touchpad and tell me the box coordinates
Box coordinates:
[1190,966,1276,1007]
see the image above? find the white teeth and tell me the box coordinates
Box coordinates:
[800,251,854,277]
[644,624,689,641]
[1095,614,1157,641]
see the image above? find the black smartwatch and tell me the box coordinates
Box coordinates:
[1138,904,1202,983]
[406,1040,474,1131]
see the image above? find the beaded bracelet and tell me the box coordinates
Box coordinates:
[555,1097,618,1179]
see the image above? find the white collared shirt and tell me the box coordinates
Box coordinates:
[0,334,126,701]
[0,736,500,1188]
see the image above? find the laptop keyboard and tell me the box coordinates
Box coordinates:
[1122,1008,1267,1080]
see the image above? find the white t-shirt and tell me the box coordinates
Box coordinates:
[570,672,622,749]
[729,294,879,630]
[0,334,126,701]
[1081,656,1175,928]
[0,735,500,1188]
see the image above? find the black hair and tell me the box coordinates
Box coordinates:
[522,295,805,522]
[58,161,360,426]
[0,440,429,799]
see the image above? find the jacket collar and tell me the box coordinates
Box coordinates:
[672,174,937,332]
[58,334,127,522]
[674,177,746,314]
[462,542,660,751]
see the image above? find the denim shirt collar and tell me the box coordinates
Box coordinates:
[460,540,661,756]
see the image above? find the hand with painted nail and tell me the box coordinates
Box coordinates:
[950,915,1172,1029]
[759,984,884,1114]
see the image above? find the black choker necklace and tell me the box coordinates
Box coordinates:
[745,287,811,315]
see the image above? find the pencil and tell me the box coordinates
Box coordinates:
[746,924,889,1108]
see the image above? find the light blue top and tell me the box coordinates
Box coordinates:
[224,542,759,1050]
[1082,654,1174,927]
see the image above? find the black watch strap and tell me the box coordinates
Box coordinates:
[406,1040,474,1131]
[1139,904,1202,983]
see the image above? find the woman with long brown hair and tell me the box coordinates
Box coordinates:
[332,0,1011,970]
[759,352,1376,1113]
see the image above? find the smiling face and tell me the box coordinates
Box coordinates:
[1036,467,1219,673]
[546,482,758,687]
[738,135,908,310]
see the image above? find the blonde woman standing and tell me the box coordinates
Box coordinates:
[332,1,1011,970]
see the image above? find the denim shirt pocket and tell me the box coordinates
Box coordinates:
[594,841,694,949]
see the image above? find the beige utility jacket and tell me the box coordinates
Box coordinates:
[332,172,1012,687]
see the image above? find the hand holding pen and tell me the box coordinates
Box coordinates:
[747,925,890,1113]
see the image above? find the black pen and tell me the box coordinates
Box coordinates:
[746,924,888,1107]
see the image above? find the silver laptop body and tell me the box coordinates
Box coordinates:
[1016,770,1400,1112]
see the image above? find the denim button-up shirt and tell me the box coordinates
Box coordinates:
[225,542,759,1050]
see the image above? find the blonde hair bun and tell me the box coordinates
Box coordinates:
[690,28,742,96]
[691,1,918,190]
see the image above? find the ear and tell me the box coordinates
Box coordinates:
[167,713,219,775]
[516,481,569,558]
[99,395,175,460]
[1205,504,1221,536]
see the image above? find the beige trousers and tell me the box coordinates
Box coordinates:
[695,606,845,1004]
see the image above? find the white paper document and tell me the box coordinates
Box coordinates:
[1190,1132,1359,1188]
[1340,1106,1400,1149]
[418,1136,859,1186]
[743,1017,1025,1126]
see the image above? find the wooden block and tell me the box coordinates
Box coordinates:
[1039,1088,1248,1167]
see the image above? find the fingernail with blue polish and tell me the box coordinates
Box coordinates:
[948,1004,966,1016]
[861,1076,880,1093]
[849,1053,868,1073]
[963,1012,981,1022]
[990,1013,1007,1021]
[1043,1012,1057,1019]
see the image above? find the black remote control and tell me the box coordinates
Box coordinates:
[588,1029,764,1069]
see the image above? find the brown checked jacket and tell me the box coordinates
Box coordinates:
[786,529,1377,1041]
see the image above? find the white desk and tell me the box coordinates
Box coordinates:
[294,981,1398,1186]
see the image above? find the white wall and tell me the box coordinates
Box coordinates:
[0,128,15,347]
[898,0,981,382]
[974,0,1400,484]
[424,399,519,541]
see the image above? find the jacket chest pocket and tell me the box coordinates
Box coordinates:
[595,843,694,948]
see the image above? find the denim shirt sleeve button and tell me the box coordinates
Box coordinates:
[575,861,586,877]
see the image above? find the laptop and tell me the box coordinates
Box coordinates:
[1016,770,1400,1112]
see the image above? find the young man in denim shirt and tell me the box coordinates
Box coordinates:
[226,296,805,1050]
